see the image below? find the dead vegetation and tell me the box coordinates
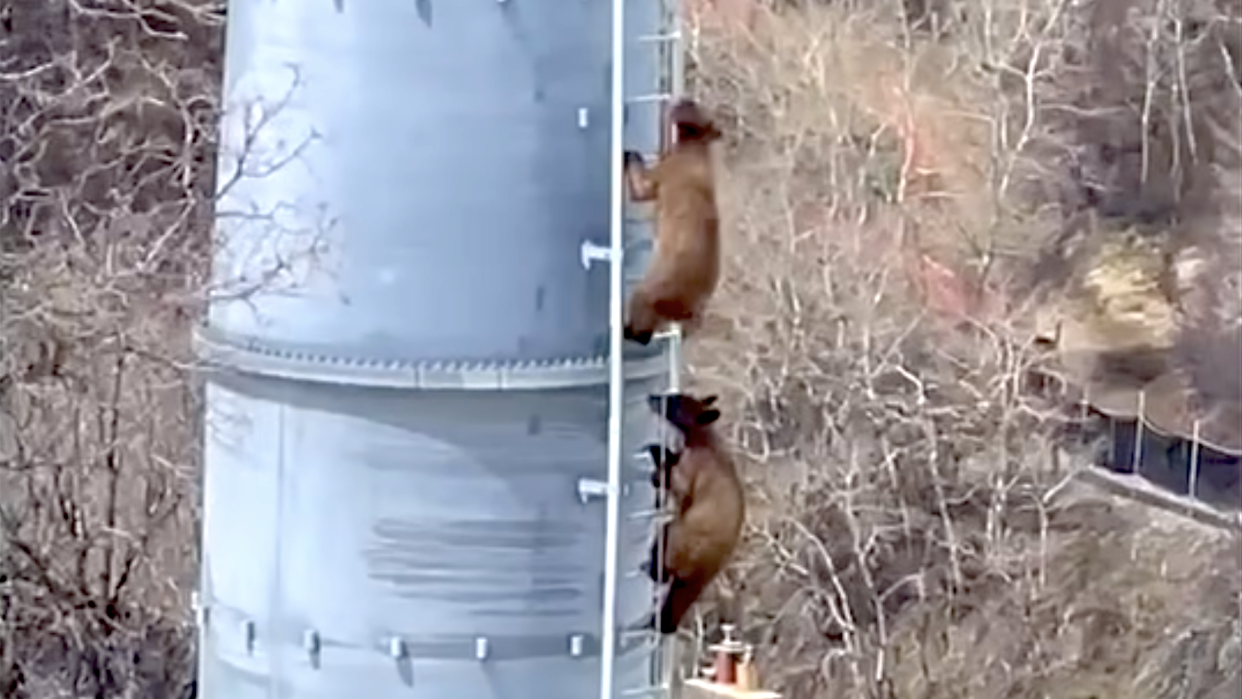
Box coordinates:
[1,0,222,695]
[678,0,1242,696]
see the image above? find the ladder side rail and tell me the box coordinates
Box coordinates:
[665,0,686,394]
[600,0,629,692]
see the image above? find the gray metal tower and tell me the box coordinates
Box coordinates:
[193,1,687,698]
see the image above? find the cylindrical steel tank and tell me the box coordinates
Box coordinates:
[195,1,677,697]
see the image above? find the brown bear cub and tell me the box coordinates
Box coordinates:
[622,99,724,346]
[642,392,744,635]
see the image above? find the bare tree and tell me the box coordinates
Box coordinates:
[0,2,321,696]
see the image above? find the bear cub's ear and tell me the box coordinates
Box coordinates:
[695,408,721,426]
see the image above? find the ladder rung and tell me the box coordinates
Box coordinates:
[622,684,670,698]
[633,446,668,462]
[629,509,675,524]
[636,32,681,43]
[620,626,663,643]
[623,567,673,583]
[627,93,673,104]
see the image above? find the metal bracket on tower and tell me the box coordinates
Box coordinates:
[192,591,209,628]
[578,477,615,504]
[581,240,618,270]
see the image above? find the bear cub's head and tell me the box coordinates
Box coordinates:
[647,392,721,439]
[668,99,722,144]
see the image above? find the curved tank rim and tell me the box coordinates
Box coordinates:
[193,325,671,390]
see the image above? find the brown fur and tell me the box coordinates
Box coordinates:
[643,392,744,635]
[622,99,724,346]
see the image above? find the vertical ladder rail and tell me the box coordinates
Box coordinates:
[665,0,686,395]
[600,0,628,693]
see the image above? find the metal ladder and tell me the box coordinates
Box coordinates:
[595,0,686,698]
[606,0,685,695]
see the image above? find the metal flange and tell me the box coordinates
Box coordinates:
[192,325,670,390]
